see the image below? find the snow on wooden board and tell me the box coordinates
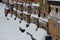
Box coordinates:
[17,10,21,13]
[32,3,39,7]
[31,14,39,19]
[39,17,49,22]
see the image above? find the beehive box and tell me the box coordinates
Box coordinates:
[5,8,10,17]
[30,15,39,26]
[26,0,33,4]
[26,6,32,14]
[5,2,9,7]
[13,0,18,2]
[14,3,18,10]
[18,0,26,3]
[13,0,18,10]
[23,13,31,23]
[17,10,23,20]
[20,5,25,12]
[16,12,24,20]
[40,0,49,18]
[17,13,23,20]
[9,3,14,12]
[32,6,39,15]
[17,4,21,11]
[40,9,49,18]
[13,7,17,16]
[38,17,48,30]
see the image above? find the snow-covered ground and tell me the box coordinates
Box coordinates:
[0,3,47,40]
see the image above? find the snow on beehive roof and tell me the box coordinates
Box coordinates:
[26,23,37,35]
[32,28,47,40]
[19,20,28,29]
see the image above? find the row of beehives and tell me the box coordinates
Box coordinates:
[13,1,60,40]
[4,0,49,31]
[5,7,60,40]
[4,0,60,40]
[4,0,49,18]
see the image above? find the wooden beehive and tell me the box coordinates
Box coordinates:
[16,12,23,20]
[13,0,18,10]
[13,0,18,2]
[5,2,9,7]
[18,0,26,3]
[20,5,25,12]
[19,13,23,20]
[26,0,33,4]
[23,13,31,23]
[38,17,48,31]
[26,15,31,23]
[30,16,39,26]
[5,8,10,17]
[40,0,49,18]
[26,6,32,14]
[18,4,25,11]
[13,4,17,10]
[17,4,21,11]
[32,6,39,15]
[13,8,17,17]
